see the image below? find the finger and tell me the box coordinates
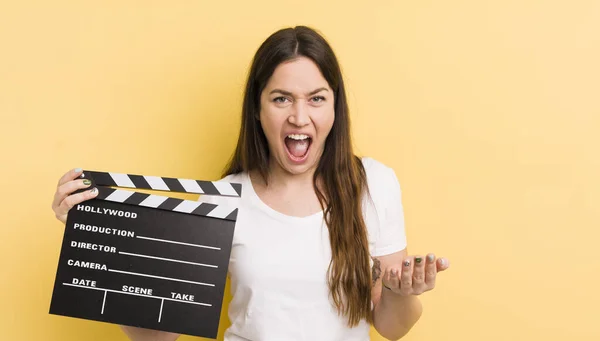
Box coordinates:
[425,253,437,287]
[400,257,413,295]
[56,187,98,217]
[57,168,84,187]
[383,267,400,291]
[436,257,450,272]
[390,267,401,290]
[52,178,93,211]
[412,255,426,293]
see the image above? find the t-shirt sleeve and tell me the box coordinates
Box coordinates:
[371,164,408,256]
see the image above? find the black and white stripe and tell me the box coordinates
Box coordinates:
[96,187,238,221]
[83,171,241,197]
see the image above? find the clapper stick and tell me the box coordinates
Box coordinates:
[78,171,241,221]
[51,169,241,338]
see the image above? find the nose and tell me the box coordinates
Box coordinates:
[288,100,310,127]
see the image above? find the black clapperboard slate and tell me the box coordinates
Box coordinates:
[49,170,241,338]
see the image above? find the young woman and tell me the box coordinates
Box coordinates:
[51,26,449,341]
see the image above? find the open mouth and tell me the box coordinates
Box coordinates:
[284,134,312,162]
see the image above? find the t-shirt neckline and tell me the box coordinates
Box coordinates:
[242,172,324,224]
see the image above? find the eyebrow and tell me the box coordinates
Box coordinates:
[269,87,329,96]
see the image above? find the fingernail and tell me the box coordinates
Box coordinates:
[391,268,397,275]
[415,257,423,264]
[427,254,435,262]
[74,168,82,173]
[90,187,98,194]
[83,179,91,186]
[404,260,410,267]
[440,258,447,267]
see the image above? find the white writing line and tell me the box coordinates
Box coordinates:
[136,235,221,251]
[158,299,164,323]
[108,269,215,287]
[62,283,212,306]
[101,290,107,314]
[118,251,218,269]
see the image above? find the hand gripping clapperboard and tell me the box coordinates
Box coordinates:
[49,170,241,338]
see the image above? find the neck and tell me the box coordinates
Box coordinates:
[268,164,315,188]
[254,158,318,191]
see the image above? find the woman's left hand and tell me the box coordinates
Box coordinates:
[381,254,450,296]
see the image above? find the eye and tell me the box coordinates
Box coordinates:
[311,96,326,103]
[273,96,290,103]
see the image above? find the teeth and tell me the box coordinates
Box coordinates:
[287,134,309,140]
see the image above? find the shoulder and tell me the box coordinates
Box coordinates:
[360,156,401,194]
[217,172,245,183]
[360,156,392,174]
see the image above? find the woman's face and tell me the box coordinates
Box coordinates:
[259,56,335,176]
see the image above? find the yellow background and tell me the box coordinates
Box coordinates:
[2,1,599,340]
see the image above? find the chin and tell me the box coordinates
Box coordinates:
[284,163,314,175]
[276,153,319,176]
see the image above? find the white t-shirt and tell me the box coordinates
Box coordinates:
[200,157,407,341]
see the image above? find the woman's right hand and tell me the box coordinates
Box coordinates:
[51,168,99,224]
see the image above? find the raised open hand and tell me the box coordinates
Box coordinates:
[381,254,449,296]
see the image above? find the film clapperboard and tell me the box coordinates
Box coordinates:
[49,170,241,338]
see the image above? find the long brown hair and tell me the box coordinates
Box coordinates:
[223,26,372,326]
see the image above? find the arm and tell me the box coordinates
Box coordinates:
[371,250,450,340]
[120,326,180,341]
[371,249,422,340]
